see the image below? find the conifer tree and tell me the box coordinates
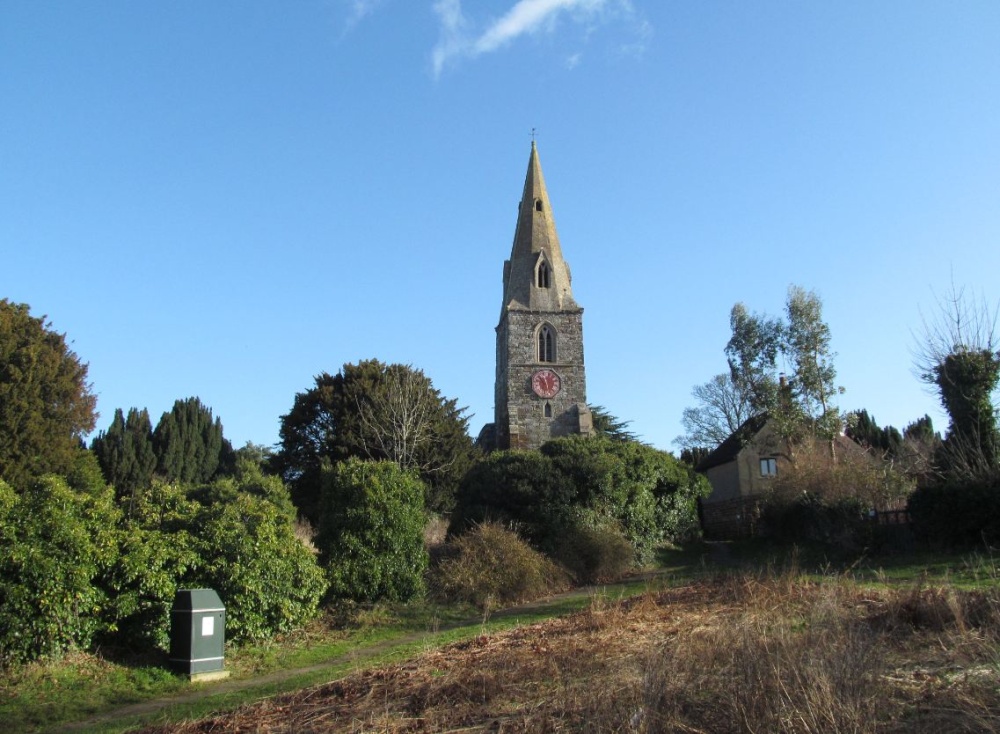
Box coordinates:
[153,397,234,484]
[91,407,157,500]
[0,300,97,487]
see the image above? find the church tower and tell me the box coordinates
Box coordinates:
[493,142,592,450]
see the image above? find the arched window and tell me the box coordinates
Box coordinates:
[536,260,550,288]
[537,324,555,363]
[544,402,552,418]
[535,199,543,212]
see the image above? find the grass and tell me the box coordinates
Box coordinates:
[3,543,998,732]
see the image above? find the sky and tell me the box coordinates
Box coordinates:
[3,0,999,453]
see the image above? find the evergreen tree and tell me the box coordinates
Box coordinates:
[275,360,474,521]
[91,407,157,502]
[152,398,234,484]
[0,300,97,488]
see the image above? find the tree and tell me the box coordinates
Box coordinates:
[682,286,842,451]
[784,285,843,438]
[914,284,1000,477]
[275,360,474,520]
[316,458,427,603]
[152,397,235,484]
[845,409,902,458]
[589,405,641,442]
[91,407,157,506]
[725,303,784,416]
[0,300,97,488]
[674,373,753,451]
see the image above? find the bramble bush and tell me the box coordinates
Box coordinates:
[429,522,570,609]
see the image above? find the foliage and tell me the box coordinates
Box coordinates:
[0,299,97,488]
[588,405,640,442]
[153,397,235,484]
[316,458,427,604]
[552,520,635,584]
[784,285,843,438]
[91,407,157,508]
[0,474,119,666]
[450,450,578,547]
[674,372,752,451]
[682,286,842,452]
[429,522,571,610]
[186,477,328,642]
[914,283,1000,479]
[760,493,874,553]
[452,437,710,563]
[845,408,903,457]
[275,360,475,521]
[908,476,1000,549]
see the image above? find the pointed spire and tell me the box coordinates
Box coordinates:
[502,143,578,311]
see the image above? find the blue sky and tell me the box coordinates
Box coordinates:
[3,0,999,452]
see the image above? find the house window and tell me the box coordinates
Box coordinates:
[760,458,778,477]
[536,260,550,288]
[537,324,555,363]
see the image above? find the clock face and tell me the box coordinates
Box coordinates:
[531,369,561,398]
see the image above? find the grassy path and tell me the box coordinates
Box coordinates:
[62,576,667,734]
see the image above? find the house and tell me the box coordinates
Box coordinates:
[697,414,861,539]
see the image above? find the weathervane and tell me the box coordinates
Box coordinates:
[531,127,537,143]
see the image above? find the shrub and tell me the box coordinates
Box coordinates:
[0,475,119,666]
[449,450,576,548]
[429,523,570,610]
[189,489,328,642]
[317,458,427,603]
[761,493,874,554]
[553,518,635,584]
[452,438,710,565]
[909,474,1000,548]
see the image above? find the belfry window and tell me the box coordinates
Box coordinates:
[536,260,551,288]
[544,402,552,418]
[538,324,555,363]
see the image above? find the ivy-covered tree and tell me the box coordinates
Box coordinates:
[275,360,475,520]
[915,284,1000,477]
[152,397,234,485]
[0,300,97,488]
[91,407,157,504]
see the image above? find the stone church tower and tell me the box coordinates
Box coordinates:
[491,142,593,450]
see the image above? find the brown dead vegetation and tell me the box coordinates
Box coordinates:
[137,576,1000,733]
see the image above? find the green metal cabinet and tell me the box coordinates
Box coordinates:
[169,588,226,677]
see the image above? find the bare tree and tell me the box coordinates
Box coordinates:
[355,364,460,477]
[674,373,753,451]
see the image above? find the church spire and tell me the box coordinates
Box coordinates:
[502,142,578,312]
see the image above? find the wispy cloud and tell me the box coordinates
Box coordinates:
[432,0,645,78]
[347,0,384,25]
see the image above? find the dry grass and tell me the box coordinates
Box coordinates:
[135,574,1000,733]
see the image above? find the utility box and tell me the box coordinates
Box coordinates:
[169,588,229,681]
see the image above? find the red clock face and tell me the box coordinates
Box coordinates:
[531,369,561,398]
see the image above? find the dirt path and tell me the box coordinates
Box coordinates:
[65,576,668,733]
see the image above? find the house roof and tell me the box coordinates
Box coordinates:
[695,413,770,472]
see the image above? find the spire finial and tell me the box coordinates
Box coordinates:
[531,127,537,146]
